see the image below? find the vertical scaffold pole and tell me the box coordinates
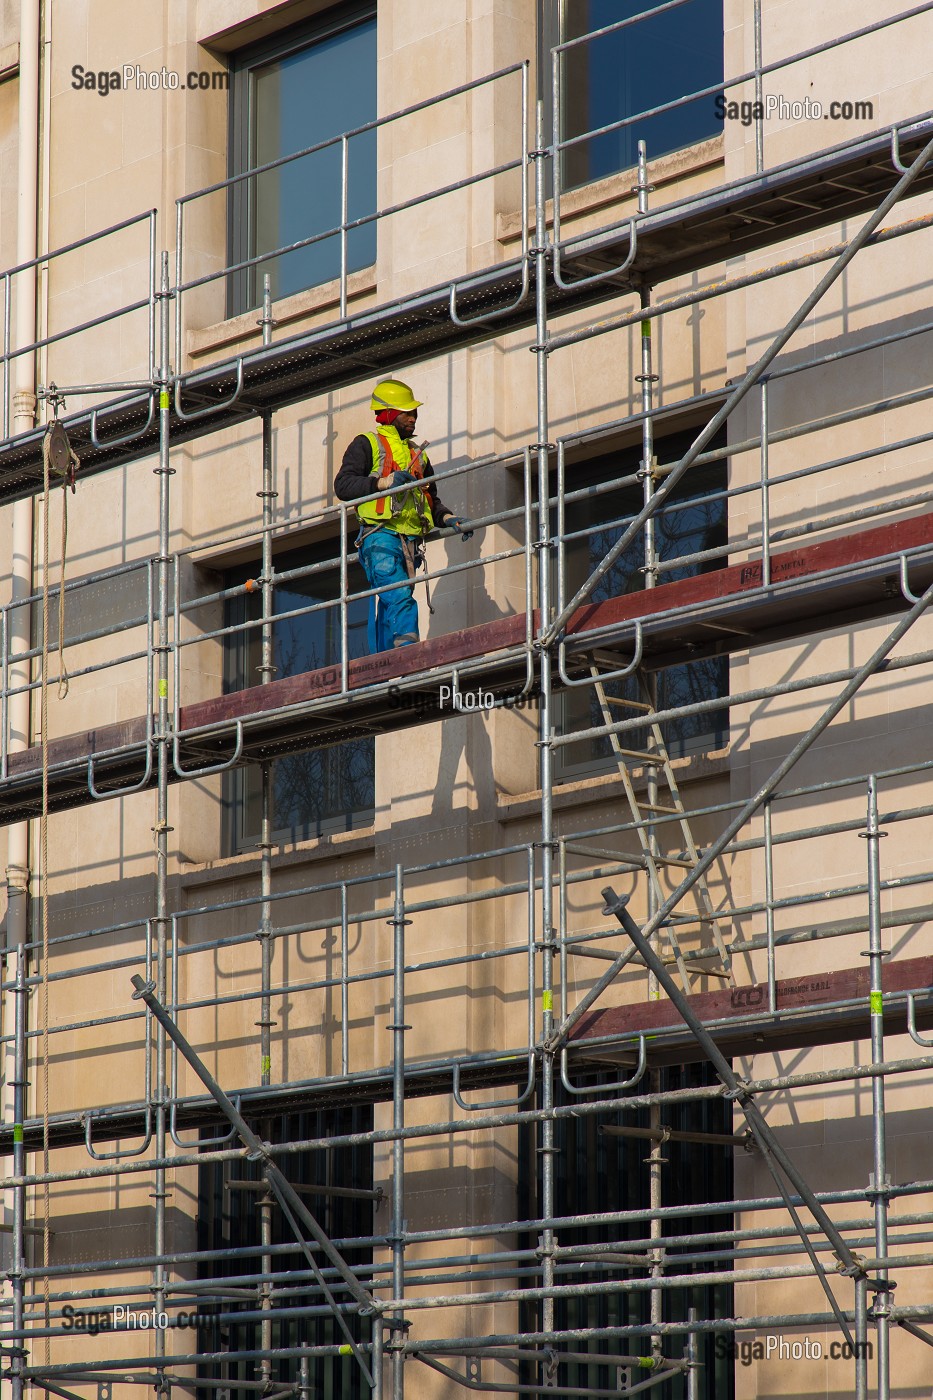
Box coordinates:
[855,1273,869,1400]
[863,774,891,1398]
[752,0,765,173]
[258,274,276,1090]
[389,865,409,1400]
[636,139,665,1364]
[259,1180,274,1392]
[257,278,277,1388]
[533,96,557,1387]
[153,249,172,1392]
[634,139,660,1004]
[9,951,27,1400]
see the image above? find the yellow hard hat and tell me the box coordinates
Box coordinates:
[370,378,422,412]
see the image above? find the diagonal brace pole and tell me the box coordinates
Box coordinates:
[265,1175,374,1387]
[896,1318,933,1349]
[601,887,866,1347]
[129,974,377,1385]
[540,130,933,647]
[27,1383,89,1400]
[545,572,933,1052]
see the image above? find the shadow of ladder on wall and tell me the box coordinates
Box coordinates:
[589,659,735,993]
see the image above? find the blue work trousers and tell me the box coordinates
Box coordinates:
[358,529,420,653]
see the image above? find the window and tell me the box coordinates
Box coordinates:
[197,1105,374,1397]
[555,429,729,779]
[228,3,377,313]
[518,1064,735,1399]
[223,539,374,852]
[554,0,724,189]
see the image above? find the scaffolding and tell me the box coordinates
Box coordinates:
[2,5,933,1399]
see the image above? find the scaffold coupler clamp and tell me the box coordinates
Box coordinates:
[384,1314,412,1346]
[724,1076,753,1107]
[869,1277,896,1314]
[834,1250,869,1279]
[0,1344,28,1381]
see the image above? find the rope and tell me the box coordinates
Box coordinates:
[41,426,77,698]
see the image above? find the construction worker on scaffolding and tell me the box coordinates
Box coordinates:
[335,378,471,653]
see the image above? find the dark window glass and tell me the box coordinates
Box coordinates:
[224,540,374,851]
[556,429,728,778]
[197,1106,373,1396]
[229,5,377,313]
[518,1064,735,1399]
[560,0,723,189]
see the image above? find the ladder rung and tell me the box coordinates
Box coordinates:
[654,854,693,868]
[662,957,732,979]
[605,695,653,712]
[669,912,728,924]
[612,747,665,765]
[639,802,680,814]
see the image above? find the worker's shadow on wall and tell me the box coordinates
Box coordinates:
[428,530,508,819]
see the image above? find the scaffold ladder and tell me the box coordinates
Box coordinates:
[590,661,734,991]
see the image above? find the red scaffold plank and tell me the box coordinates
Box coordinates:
[5,510,933,802]
[569,955,933,1063]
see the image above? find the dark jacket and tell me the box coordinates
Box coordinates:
[334,433,454,526]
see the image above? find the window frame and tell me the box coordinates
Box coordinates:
[545,0,724,192]
[227,0,377,316]
[517,1062,735,1399]
[197,1104,374,1397]
[553,429,730,783]
[221,535,375,854]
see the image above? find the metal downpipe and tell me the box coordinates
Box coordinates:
[6,4,41,1395]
